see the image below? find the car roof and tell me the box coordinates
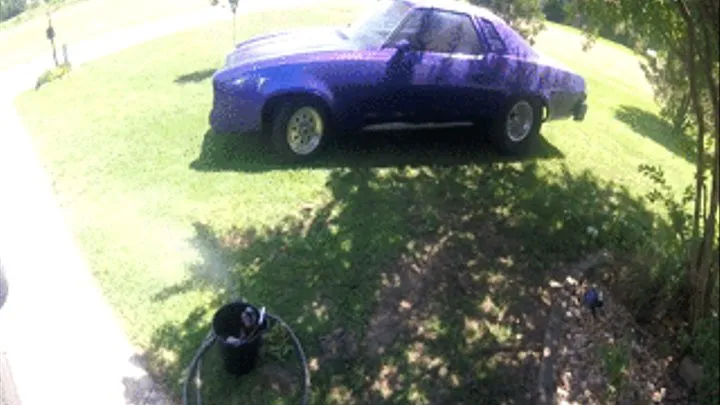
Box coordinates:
[401,0,536,57]
[402,0,506,23]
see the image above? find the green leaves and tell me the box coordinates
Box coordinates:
[0,0,27,22]
[638,163,694,242]
[468,0,546,42]
[34,63,71,90]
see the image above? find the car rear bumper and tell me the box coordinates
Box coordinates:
[573,94,588,121]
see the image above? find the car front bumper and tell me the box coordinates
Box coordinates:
[209,77,263,134]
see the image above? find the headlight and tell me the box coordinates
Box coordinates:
[256,77,267,90]
[233,76,251,87]
[230,75,267,91]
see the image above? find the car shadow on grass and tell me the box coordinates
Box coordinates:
[614,105,695,163]
[174,68,216,85]
[189,126,565,173]
[137,155,669,404]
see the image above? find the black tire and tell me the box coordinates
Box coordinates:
[489,97,542,155]
[269,99,331,163]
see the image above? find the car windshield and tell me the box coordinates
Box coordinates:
[342,0,413,47]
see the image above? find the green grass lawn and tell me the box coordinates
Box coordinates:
[14,5,695,404]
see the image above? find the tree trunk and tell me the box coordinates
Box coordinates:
[703,245,719,313]
[674,0,720,329]
[670,4,707,248]
[696,3,719,141]
[683,43,706,261]
[695,0,720,323]
[693,135,719,329]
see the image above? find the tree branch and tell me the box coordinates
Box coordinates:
[694,1,720,144]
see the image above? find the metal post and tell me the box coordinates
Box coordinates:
[46,12,59,67]
[50,38,59,67]
[62,44,69,66]
[229,0,239,45]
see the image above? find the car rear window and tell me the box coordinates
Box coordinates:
[477,18,506,53]
[489,18,538,57]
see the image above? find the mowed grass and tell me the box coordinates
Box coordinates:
[14,5,695,404]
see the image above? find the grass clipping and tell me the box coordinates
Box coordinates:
[35,63,71,90]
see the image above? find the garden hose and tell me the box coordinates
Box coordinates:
[182,312,310,405]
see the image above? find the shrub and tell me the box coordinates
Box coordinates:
[35,63,71,90]
[600,339,631,399]
[542,0,568,23]
[692,316,719,404]
[0,0,27,22]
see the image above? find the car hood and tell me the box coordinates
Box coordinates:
[224,27,357,69]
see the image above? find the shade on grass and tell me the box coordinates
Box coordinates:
[14,5,694,404]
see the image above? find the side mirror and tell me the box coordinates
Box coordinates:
[394,39,411,53]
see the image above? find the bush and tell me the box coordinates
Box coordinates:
[600,340,631,398]
[35,63,71,90]
[542,0,568,23]
[692,316,719,404]
[0,0,27,22]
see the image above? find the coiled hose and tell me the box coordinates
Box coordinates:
[182,312,310,405]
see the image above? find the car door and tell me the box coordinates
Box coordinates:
[381,8,437,123]
[415,10,489,121]
[383,9,493,123]
[468,17,518,117]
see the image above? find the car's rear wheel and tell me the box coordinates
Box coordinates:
[270,99,329,162]
[489,97,541,155]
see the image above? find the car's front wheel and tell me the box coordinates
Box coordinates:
[489,97,542,155]
[270,99,329,162]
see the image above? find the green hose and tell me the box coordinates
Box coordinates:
[182,312,310,405]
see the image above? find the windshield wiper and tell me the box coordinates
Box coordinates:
[336,28,348,40]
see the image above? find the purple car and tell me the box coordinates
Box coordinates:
[210,0,588,161]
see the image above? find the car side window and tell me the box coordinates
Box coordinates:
[418,11,484,55]
[386,9,427,45]
[478,18,506,53]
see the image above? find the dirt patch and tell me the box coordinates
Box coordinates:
[319,327,360,361]
[552,277,689,404]
[362,234,449,357]
[357,220,553,404]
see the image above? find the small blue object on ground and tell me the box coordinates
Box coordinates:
[583,287,604,318]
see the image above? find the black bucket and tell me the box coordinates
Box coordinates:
[212,301,268,376]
